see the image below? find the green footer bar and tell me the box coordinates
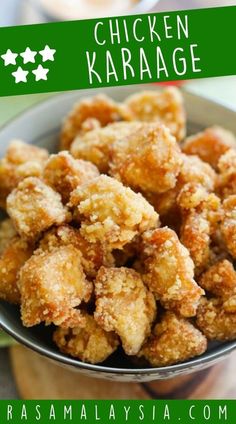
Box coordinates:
[0,400,234,424]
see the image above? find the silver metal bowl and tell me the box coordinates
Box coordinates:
[0,86,236,382]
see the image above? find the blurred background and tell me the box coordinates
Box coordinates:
[1,0,236,26]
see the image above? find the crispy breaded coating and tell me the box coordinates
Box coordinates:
[196,298,236,341]
[139,311,207,367]
[94,266,156,355]
[125,87,186,141]
[221,195,236,259]
[0,140,49,209]
[110,123,182,194]
[19,245,93,327]
[143,228,204,317]
[199,260,236,313]
[69,175,159,249]
[39,225,114,278]
[178,183,222,275]
[71,122,142,173]
[60,94,133,150]
[217,149,236,198]
[43,151,99,203]
[145,154,216,227]
[182,126,236,169]
[7,177,69,241]
[0,236,33,304]
[53,313,119,364]
[180,154,216,192]
[0,219,17,254]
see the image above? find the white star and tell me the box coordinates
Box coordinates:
[12,67,29,83]
[20,47,37,64]
[1,49,18,66]
[39,45,56,62]
[32,64,49,81]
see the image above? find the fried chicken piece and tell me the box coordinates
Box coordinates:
[53,313,119,364]
[180,154,216,192]
[110,123,182,194]
[221,195,236,259]
[94,266,156,355]
[182,126,236,169]
[19,245,93,327]
[138,311,207,367]
[143,228,204,317]
[38,225,114,278]
[178,183,222,275]
[0,140,49,209]
[43,151,99,203]
[217,149,236,198]
[0,236,33,304]
[70,122,142,173]
[69,175,159,249]
[125,87,186,141]
[199,260,236,313]
[7,177,69,241]
[0,219,17,254]
[196,298,236,341]
[60,94,133,150]
[145,154,216,228]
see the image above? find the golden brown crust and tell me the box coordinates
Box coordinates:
[217,149,236,199]
[178,183,222,275]
[7,177,69,241]
[0,236,33,304]
[43,151,99,203]
[144,154,216,230]
[110,123,182,194]
[0,219,17,254]
[19,245,93,327]
[221,195,236,259]
[69,175,159,249]
[180,154,216,192]
[94,266,156,355]
[0,140,49,209]
[53,313,119,364]
[196,298,236,341]
[143,227,204,317]
[182,126,236,169]
[139,311,207,367]
[38,225,114,278]
[60,94,133,151]
[71,122,142,173]
[125,87,186,141]
[199,260,236,310]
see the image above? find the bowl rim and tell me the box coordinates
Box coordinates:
[1,87,236,375]
[1,316,236,375]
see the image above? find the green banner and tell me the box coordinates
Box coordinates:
[0,6,235,97]
[0,400,233,423]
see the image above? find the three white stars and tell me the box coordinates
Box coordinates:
[1,45,56,84]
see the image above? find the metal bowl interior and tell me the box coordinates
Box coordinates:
[0,85,236,382]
